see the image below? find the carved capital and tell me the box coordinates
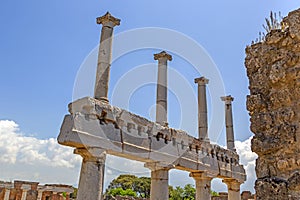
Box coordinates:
[97,12,121,28]
[194,77,209,85]
[221,95,234,104]
[189,171,213,180]
[154,51,172,61]
[74,148,106,163]
[222,179,242,191]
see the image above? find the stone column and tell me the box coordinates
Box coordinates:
[20,190,28,200]
[154,51,172,126]
[223,179,241,200]
[194,77,209,141]
[4,189,10,200]
[190,172,212,200]
[65,192,70,200]
[145,162,172,200]
[37,190,43,200]
[94,12,120,103]
[75,148,106,200]
[221,95,235,151]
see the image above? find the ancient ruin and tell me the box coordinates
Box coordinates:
[245,9,300,200]
[58,12,246,200]
[0,180,74,200]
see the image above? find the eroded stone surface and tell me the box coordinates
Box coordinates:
[245,8,300,200]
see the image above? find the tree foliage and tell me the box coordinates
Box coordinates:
[106,174,151,198]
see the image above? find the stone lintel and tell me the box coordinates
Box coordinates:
[194,77,209,85]
[221,95,234,104]
[144,162,174,171]
[96,12,120,28]
[74,148,106,163]
[154,51,172,61]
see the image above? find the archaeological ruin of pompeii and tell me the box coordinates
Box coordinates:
[46,8,300,200]
[58,11,246,200]
[2,7,300,200]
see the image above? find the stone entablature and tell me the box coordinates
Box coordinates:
[0,180,74,200]
[60,97,245,182]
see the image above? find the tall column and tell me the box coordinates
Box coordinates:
[145,162,172,200]
[194,77,209,141]
[75,148,106,200]
[223,179,242,200]
[221,95,235,151]
[20,190,28,200]
[190,172,212,200]
[94,12,120,103]
[154,51,172,126]
[4,189,10,200]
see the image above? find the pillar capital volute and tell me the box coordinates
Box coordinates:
[97,12,121,28]
[144,162,174,171]
[221,95,234,104]
[154,51,172,61]
[194,77,209,85]
[74,148,106,162]
[222,179,242,191]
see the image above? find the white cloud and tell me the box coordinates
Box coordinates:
[235,137,258,193]
[0,120,81,184]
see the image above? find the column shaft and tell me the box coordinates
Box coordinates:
[221,96,235,151]
[76,148,106,200]
[37,191,43,200]
[223,179,241,200]
[150,169,169,200]
[4,189,10,200]
[20,190,27,200]
[154,51,172,126]
[195,77,209,140]
[94,12,120,102]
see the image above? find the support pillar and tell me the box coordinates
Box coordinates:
[20,190,28,200]
[145,162,173,200]
[154,51,172,126]
[75,148,106,200]
[223,179,242,200]
[37,190,43,200]
[66,192,70,200]
[4,189,10,200]
[194,77,209,141]
[221,95,235,151]
[190,172,212,200]
[94,12,120,103]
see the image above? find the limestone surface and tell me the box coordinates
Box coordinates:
[245,8,300,200]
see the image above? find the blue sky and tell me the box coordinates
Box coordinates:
[0,0,299,193]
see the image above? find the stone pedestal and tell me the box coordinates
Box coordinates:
[223,179,241,200]
[145,163,172,200]
[154,51,172,125]
[221,95,235,151]
[195,77,209,141]
[94,12,120,102]
[75,148,106,200]
[190,172,212,200]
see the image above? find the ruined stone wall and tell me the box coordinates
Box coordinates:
[245,8,300,200]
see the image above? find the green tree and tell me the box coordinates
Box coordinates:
[105,174,151,198]
[106,188,137,197]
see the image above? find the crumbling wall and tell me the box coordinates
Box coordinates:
[245,8,300,200]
